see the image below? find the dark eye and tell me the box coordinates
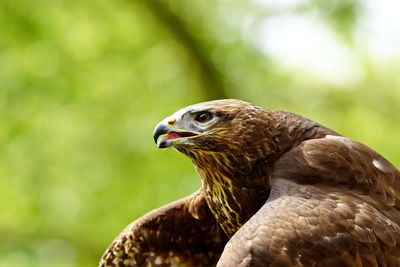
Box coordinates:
[195,111,212,123]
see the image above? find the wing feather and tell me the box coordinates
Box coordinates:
[217,137,400,266]
[99,189,228,267]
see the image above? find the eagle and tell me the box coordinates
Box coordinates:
[99,99,400,266]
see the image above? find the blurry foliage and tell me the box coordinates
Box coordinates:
[310,0,360,41]
[0,0,399,266]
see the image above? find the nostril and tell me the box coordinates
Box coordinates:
[167,120,176,126]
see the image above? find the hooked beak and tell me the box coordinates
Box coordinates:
[153,123,201,148]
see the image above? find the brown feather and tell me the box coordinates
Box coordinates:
[99,189,228,266]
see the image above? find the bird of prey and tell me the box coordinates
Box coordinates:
[100,99,400,266]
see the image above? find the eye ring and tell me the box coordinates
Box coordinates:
[195,111,213,123]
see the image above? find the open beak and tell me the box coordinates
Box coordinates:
[153,123,201,148]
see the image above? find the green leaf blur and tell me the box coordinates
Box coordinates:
[1,0,399,266]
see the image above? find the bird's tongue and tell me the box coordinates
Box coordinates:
[160,132,182,143]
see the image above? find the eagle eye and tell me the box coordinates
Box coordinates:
[194,111,213,123]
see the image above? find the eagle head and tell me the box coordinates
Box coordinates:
[153,99,266,156]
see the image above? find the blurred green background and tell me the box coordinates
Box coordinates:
[1,0,399,266]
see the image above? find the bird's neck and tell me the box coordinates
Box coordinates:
[188,150,270,237]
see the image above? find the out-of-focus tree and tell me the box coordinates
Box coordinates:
[0,0,399,266]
